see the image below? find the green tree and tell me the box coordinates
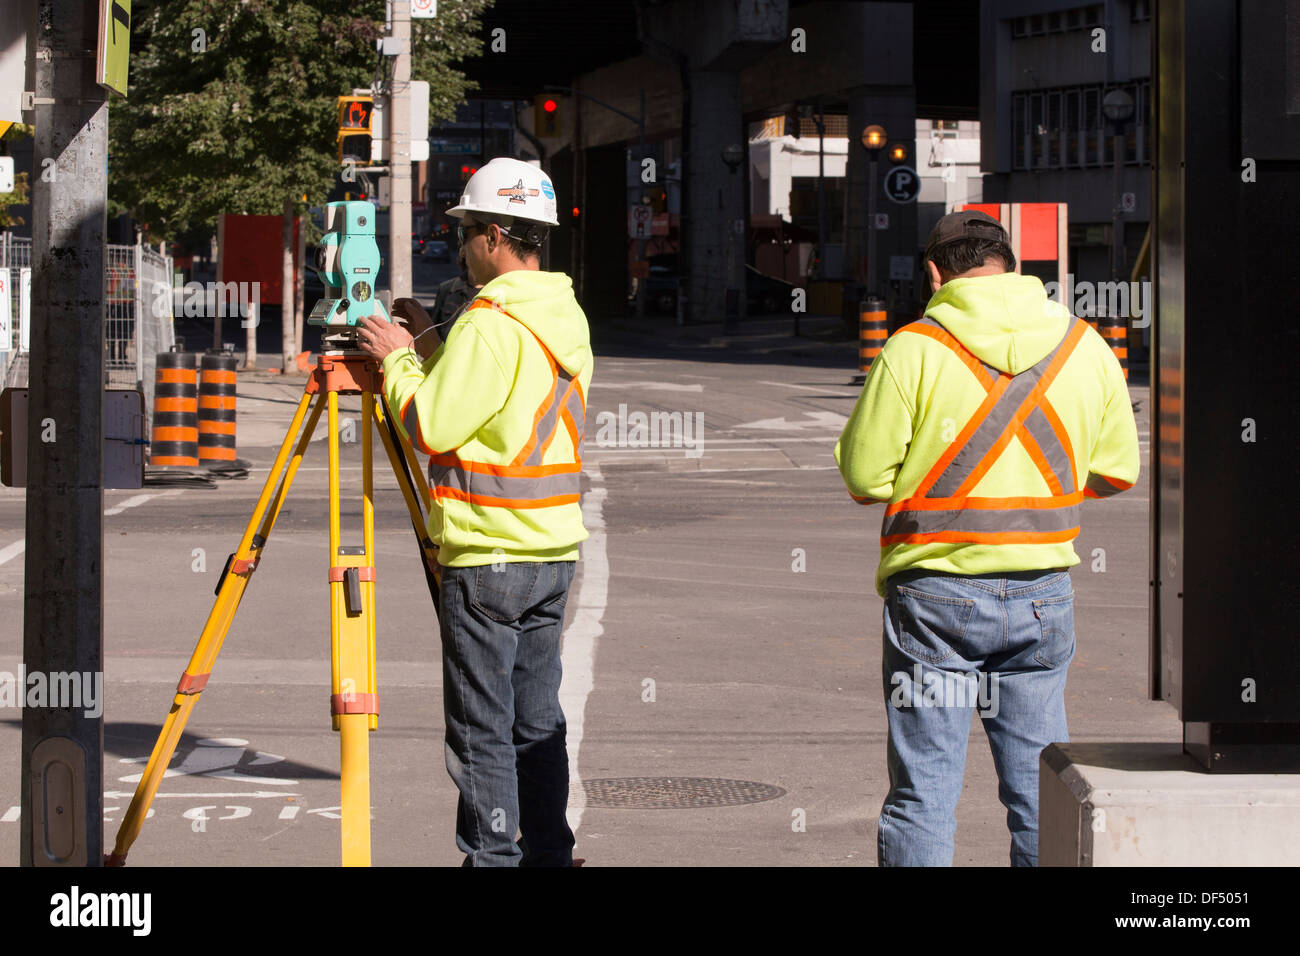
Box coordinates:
[110,0,492,237]
[0,124,33,228]
[108,0,492,367]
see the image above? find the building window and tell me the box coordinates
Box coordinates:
[1013,94,1028,169]
[1012,80,1152,171]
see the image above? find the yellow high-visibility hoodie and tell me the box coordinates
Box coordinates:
[381,269,594,567]
[835,271,1139,597]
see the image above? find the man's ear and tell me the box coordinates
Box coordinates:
[926,259,943,293]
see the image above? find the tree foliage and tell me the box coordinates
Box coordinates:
[109,0,493,241]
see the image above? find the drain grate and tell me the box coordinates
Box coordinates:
[582,777,786,810]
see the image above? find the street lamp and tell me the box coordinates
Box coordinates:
[860,125,887,299]
[1102,89,1135,286]
[721,144,744,330]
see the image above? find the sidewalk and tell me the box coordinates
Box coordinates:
[593,311,858,360]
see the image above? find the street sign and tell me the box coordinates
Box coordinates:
[629,204,651,239]
[411,0,437,17]
[96,0,131,97]
[0,156,12,193]
[883,165,920,203]
[429,140,479,154]
[874,212,890,229]
[1121,191,1136,213]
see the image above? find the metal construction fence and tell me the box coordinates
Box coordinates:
[1,233,176,426]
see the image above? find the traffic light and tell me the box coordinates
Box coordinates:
[337,95,374,165]
[535,94,561,138]
[460,164,478,182]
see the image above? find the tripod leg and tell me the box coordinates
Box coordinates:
[108,387,325,865]
[329,389,377,866]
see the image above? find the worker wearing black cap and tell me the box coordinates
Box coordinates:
[834,209,1140,866]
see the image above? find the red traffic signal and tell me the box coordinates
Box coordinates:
[543,98,557,113]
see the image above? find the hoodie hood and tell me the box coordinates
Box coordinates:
[924,272,1071,375]
[475,269,592,375]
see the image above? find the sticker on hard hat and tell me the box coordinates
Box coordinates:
[540,180,555,200]
[498,179,540,205]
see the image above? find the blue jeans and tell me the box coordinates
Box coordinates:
[438,560,577,867]
[877,568,1075,867]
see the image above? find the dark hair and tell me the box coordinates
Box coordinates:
[498,231,543,262]
[930,238,1016,275]
[480,215,545,261]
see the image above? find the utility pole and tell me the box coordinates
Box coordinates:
[387,0,412,300]
[22,0,107,867]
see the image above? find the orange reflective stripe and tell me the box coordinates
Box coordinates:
[881,319,1091,548]
[1013,421,1065,496]
[883,528,1080,546]
[427,298,586,510]
[898,319,997,389]
[915,375,1012,497]
[433,487,579,509]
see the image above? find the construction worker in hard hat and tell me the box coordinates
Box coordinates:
[357,156,592,867]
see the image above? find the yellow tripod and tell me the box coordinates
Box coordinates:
[107,350,440,867]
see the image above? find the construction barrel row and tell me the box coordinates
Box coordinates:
[149,352,240,467]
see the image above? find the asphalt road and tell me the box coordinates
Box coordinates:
[0,319,1172,866]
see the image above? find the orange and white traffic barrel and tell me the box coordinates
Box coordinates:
[150,351,199,466]
[859,297,889,375]
[1099,311,1129,380]
[198,352,239,465]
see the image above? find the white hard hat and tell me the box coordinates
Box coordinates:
[446,157,559,227]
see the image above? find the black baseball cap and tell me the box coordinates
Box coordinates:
[924,210,1009,261]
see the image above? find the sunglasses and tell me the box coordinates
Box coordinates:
[457,221,490,246]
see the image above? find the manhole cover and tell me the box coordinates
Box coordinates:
[582,777,786,809]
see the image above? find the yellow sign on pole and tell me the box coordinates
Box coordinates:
[97,0,131,96]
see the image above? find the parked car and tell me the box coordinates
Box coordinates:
[421,240,451,262]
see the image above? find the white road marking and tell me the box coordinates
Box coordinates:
[757,380,856,392]
[560,464,607,836]
[103,790,299,800]
[0,540,23,568]
[735,411,847,431]
[278,805,300,820]
[103,490,183,516]
[588,381,704,392]
[0,490,184,567]
[1,807,18,823]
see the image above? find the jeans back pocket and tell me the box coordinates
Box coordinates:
[1031,592,1076,667]
[891,584,975,664]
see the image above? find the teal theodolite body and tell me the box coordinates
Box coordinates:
[309,200,391,334]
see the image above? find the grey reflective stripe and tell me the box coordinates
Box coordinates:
[403,400,423,449]
[521,368,581,467]
[926,324,1077,498]
[434,464,580,501]
[1085,472,1127,497]
[882,502,1081,538]
[1022,406,1076,493]
[912,317,999,380]
[563,384,585,441]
